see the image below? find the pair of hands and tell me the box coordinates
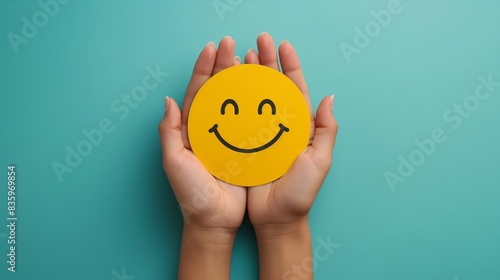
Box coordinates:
[158,33,338,279]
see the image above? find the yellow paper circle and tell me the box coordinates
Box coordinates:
[188,64,310,186]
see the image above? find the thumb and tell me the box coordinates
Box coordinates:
[310,95,339,169]
[158,97,185,161]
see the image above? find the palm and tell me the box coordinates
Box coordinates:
[248,149,332,225]
[172,149,246,229]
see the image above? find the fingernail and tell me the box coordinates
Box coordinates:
[247,48,256,54]
[330,95,335,111]
[206,41,215,47]
[224,35,232,39]
[281,40,290,45]
[234,56,241,63]
[260,32,269,36]
[165,96,170,112]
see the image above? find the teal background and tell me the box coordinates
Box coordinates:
[1,0,500,279]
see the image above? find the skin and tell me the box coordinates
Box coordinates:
[158,33,338,280]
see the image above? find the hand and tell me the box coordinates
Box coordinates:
[246,33,338,231]
[158,36,245,280]
[159,36,245,232]
[245,33,339,280]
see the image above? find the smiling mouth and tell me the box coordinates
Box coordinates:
[208,124,290,153]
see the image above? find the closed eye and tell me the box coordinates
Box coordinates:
[221,99,239,115]
[258,99,276,115]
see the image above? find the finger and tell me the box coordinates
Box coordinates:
[256,32,279,71]
[233,56,241,66]
[244,48,260,64]
[159,97,185,163]
[309,96,338,170]
[181,42,217,148]
[212,36,236,75]
[278,41,308,94]
[278,41,315,138]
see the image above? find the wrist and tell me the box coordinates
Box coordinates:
[253,217,313,280]
[178,224,236,279]
[253,215,310,240]
[183,224,237,249]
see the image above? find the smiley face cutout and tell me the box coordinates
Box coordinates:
[188,64,310,187]
[208,98,290,153]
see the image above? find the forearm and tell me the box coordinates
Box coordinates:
[255,217,313,280]
[178,225,236,280]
